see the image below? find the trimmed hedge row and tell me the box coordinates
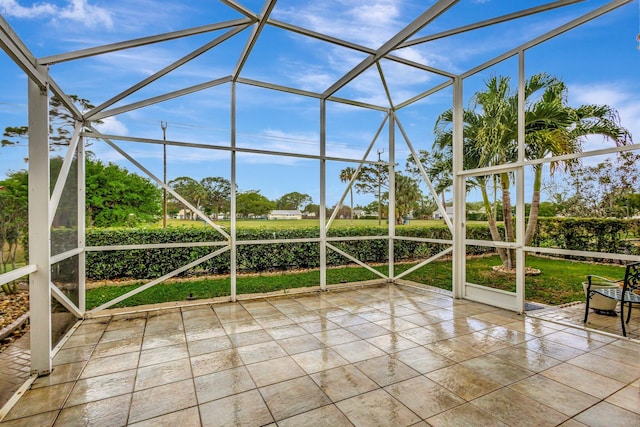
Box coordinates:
[533,217,640,256]
[80,226,494,280]
[48,217,639,281]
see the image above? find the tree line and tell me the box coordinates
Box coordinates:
[166,176,315,219]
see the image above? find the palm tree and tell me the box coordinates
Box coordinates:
[432,105,512,265]
[431,72,631,270]
[339,167,357,224]
[523,91,631,246]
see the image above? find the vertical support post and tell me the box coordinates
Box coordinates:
[28,66,52,375]
[515,51,526,314]
[77,127,86,314]
[319,99,327,291]
[452,76,466,299]
[387,112,395,281]
[161,121,168,229]
[230,82,237,302]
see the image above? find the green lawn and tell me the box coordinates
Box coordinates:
[403,255,625,306]
[85,255,626,310]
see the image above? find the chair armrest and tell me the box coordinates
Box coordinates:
[587,275,622,285]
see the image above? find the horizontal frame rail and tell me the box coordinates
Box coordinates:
[0,265,37,286]
[86,241,229,252]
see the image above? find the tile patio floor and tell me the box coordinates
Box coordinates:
[1,283,639,426]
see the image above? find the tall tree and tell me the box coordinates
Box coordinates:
[563,151,640,218]
[85,158,162,227]
[393,174,422,224]
[276,192,312,210]
[2,94,97,150]
[201,177,231,219]
[355,165,389,225]
[236,191,275,217]
[0,171,28,272]
[169,176,207,220]
[339,167,357,224]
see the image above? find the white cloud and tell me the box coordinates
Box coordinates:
[569,81,640,150]
[274,0,437,104]
[93,116,128,135]
[0,0,56,18]
[0,0,113,29]
[277,0,402,49]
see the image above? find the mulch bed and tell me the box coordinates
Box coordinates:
[0,291,29,351]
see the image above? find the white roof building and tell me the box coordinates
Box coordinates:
[267,210,303,220]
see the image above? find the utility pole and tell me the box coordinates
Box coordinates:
[161,121,168,229]
[377,148,384,226]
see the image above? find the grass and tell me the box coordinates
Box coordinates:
[86,265,388,310]
[85,255,626,310]
[403,255,625,306]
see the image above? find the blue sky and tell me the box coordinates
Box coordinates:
[0,0,639,208]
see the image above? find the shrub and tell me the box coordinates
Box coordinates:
[83,225,482,280]
[54,218,640,281]
[533,217,640,259]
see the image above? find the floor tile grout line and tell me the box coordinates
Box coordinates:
[47,315,113,426]
[123,310,147,426]
[181,304,205,427]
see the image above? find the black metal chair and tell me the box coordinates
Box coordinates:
[583,261,640,337]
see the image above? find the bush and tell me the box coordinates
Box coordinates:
[62,218,640,281]
[83,225,489,280]
[533,217,640,258]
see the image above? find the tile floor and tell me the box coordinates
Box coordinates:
[0,332,30,408]
[1,283,639,426]
[529,301,640,340]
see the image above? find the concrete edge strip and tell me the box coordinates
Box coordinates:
[0,374,37,423]
[0,312,29,341]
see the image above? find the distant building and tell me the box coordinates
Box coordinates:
[432,206,454,220]
[353,209,366,218]
[268,210,303,220]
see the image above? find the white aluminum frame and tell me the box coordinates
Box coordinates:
[0,0,635,375]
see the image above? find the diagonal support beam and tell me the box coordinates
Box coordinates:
[326,114,390,230]
[88,76,232,121]
[0,15,46,88]
[399,0,584,48]
[461,0,633,79]
[49,123,82,226]
[322,0,457,98]
[0,17,83,119]
[39,19,251,65]
[50,283,83,318]
[89,246,230,313]
[394,246,453,280]
[269,18,455,79]
[89,128,231,240]
[326,243,388,280]
[86,24,248,118]
[396,79,453,110]
[376,62,394,109]
[221,0,259,19]
[233,0,277,79]
[395,114,454,233]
